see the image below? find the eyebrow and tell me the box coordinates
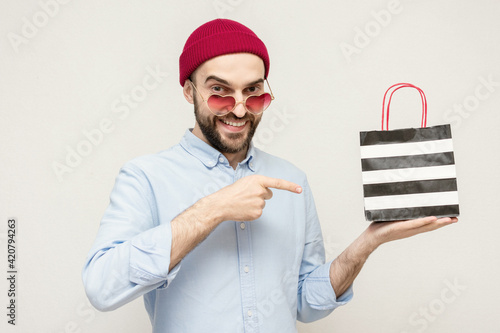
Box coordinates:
[204,75,230,85]
[204,75,264,86]
[247,78,265,86]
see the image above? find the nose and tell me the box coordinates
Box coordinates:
[231,100,247,118]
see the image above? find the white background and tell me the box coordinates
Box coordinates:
[1,0,499,332]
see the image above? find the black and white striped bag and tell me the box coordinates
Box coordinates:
[360,83,460,221]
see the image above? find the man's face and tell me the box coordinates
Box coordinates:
[188,53,266,154]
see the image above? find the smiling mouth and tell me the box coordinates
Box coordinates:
[220,119,247,127]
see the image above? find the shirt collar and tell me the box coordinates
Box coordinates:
[180,129,256,171]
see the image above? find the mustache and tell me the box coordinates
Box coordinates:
[217,114,254,123]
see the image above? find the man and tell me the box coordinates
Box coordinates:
[82,19,457,332]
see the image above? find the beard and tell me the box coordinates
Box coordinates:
[194,95,261,154]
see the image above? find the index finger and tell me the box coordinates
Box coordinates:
[259,176,302,194]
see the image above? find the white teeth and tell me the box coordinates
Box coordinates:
[221,119,246,127]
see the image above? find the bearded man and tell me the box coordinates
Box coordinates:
[83,19,457,333]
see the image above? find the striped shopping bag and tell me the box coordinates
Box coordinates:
[360,83,460,221]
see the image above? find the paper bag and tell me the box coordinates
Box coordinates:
[360,83,460,221]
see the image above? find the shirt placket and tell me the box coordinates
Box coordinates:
[233,163,260,333]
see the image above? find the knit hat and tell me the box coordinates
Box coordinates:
[179,19,270,86]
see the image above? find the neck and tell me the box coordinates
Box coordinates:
[223,150,248,170]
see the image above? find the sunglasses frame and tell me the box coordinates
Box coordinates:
[189,79,275,116]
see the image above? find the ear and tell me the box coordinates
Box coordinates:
[183,79,194,104]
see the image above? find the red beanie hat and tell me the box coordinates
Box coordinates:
[179,19,270,86]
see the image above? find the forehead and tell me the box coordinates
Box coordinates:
[193,53,265,84]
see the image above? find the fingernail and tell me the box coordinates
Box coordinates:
[296,187,302,193]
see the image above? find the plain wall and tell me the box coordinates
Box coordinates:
[1,0,499,332]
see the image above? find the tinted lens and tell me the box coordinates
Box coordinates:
[207,95,235,115]
[246,94,272,114]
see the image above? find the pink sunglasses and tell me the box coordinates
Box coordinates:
[190,79,275,116]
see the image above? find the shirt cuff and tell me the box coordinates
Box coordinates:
[304,260,354,310]
[129,223,179,286]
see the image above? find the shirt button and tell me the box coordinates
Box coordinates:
[247,310,253,317]
[249,162,254,168]
[240,222,246,230]
[244,266,249,273]
[218,157,224,163]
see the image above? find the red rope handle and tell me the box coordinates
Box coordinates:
[381,83,427,131]
[387,85,427,129]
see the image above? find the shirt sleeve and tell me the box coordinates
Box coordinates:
[296,179,354,322]
[82,163,180,311]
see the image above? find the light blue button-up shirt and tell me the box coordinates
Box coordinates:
[82,129,353,332]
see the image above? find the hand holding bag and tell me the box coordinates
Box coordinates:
[360,83,460,221]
